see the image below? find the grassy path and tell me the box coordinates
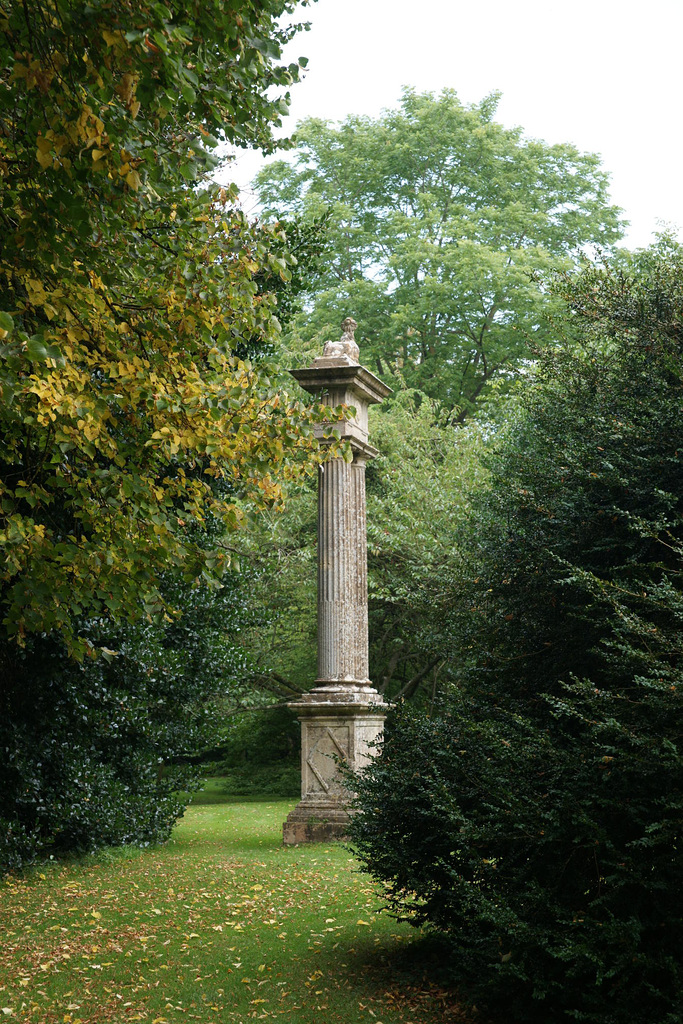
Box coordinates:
[0,788,473,1024]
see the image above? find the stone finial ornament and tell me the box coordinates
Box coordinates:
[322,316,360,363]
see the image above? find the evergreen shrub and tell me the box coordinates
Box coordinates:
[348,241,683,1023]
[0,571,252,873]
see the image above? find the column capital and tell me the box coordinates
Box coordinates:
[290,362,392,405]
[290,364,392,455]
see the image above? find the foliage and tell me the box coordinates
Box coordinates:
[211,706,301,797]
[0,0,342,871]
[347,240,683,1023]
[253,213,331,332]
[0,558,264,871]
[0,0,324,659]
[229,474,318,702]
[365,393,487,700]
[255,87,625,418]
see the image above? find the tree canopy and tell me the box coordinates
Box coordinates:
[255,88,625,418]
[0,0,326,659]
[0,0,338,871]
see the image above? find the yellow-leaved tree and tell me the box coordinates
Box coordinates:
[0,0,339,867]
[0,0,326,658]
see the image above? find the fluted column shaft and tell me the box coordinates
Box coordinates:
[317,454,369,683]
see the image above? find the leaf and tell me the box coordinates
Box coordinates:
[36,137,53,169]
[26,336,48,361]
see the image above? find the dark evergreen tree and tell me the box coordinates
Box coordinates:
[347,239,683,1024]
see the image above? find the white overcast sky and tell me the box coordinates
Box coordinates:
[226,0,683,250]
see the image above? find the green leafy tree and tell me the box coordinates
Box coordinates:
[255,88,625,418]
[253,213,331,333]
[348,240,683,1023]
[365,393,486,699]
[0,0,333,870]
[0,0,322,659]
[209,706,301,798]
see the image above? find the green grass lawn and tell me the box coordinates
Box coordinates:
[0,784,475,1024]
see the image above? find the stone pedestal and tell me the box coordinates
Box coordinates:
[283,319,392,844]
[282,686,387,844]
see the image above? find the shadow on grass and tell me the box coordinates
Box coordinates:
[306,930,482,1023]
[351,931,457,983]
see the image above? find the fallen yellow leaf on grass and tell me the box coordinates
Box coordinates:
[356,920,370,926]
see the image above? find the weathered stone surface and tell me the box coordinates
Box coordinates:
[290,362,389,455]
[317,456,369,683]
[320,316,360,363]
[282,695,387,844]
[283,322,391,845]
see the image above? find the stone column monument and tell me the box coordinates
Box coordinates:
[282,318,392,845]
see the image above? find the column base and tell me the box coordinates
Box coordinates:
[282,685,388,846]
[283,800,350,845]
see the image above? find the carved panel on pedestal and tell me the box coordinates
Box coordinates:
[304,725,349,797]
